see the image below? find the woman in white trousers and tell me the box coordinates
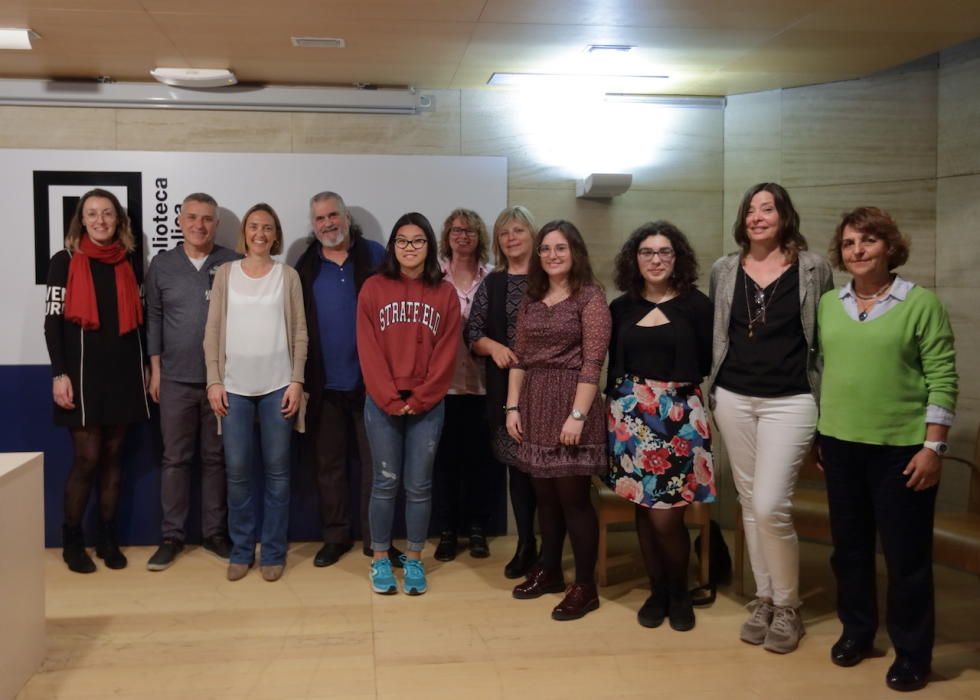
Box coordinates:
[708,182,833,654]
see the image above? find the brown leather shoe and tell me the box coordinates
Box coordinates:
[227,562,251,581]
[261,564,284,582]
[551,583,600,621]
[512,564,565,599]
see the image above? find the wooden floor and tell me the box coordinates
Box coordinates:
[17,533,980,700]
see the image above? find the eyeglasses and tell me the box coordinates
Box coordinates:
[449,226,477,238]
[638,247,675,261]
[395,237,428,250]
[537,244,570,257]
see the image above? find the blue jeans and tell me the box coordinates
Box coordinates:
[222,386,294,565]
[364,395,445,552]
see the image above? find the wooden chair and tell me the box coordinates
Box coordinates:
[592,476,711,588]
[732,424,980,595]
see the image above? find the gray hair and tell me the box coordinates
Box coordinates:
[309,191,347,218]
[182,192,218,209]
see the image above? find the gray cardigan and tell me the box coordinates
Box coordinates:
[707,249,834,402]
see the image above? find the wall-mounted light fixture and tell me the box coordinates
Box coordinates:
[576,173,633,199]
[0,78,429,114]
[0,28,36,50]
[150,67,238,88]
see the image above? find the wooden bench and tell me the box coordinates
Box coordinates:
[592,476,711,588]
[733,425,980,595]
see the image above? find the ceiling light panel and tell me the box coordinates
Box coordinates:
[291,37,346,48]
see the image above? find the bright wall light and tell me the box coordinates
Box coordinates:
[509,90,682,178]
[0,28,34,50]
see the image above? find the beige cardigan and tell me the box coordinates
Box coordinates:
[204,261,309,433]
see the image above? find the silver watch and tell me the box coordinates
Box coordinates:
[923,440,948,455]
[570,408,586,421]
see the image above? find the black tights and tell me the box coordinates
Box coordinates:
[534,475,595,584]
[635,504,690,593]
[64,425,127,527]
[508,464,537,543]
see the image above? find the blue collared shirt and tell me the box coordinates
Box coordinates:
[313,238,384,391]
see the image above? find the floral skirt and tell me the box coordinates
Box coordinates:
[606,375,716,509]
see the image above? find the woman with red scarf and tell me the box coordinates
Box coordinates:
[44,188,150,574]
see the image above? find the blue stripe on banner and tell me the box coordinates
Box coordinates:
[0,365,507,548]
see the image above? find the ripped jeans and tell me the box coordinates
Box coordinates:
[364,395,445,553]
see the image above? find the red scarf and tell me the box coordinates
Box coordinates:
[64,234,143,335]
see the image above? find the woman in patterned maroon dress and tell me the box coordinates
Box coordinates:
[505,220,611,621]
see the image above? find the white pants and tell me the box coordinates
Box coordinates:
[712,386,817,608]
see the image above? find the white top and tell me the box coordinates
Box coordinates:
[223,260,292,396]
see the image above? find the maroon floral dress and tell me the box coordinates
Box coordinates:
[513,285,611,477]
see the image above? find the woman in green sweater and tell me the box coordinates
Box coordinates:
[817,207,957,693]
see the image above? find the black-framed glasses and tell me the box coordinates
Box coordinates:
[638,247,675,261]
[395,237,428,250]
[449,226,477,237]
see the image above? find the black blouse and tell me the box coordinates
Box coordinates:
[605,289,713,393]
[715,263,810,397]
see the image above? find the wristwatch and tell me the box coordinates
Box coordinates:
[570,408,586,421]
[923,440,948,455]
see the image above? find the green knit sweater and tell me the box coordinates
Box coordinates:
[817,285,957,446]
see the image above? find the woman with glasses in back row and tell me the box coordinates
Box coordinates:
[431,208,495,562]
[356,213,461,596]
[506,220,611,621]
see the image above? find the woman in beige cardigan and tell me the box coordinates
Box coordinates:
[204,203,308,583]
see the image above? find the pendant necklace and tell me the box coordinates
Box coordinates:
[744,268,786,338]
[854,278,892,322]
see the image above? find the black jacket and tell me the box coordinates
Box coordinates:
[294,233,380,427]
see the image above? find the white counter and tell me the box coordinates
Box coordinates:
[0,452,46,700]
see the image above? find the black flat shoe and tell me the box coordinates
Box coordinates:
[314,541,352,567]
[434,532,458,562]
[468,527,490,558]
[504,540,538,579]
[886,657,930,692]
[637,586,668,628]
[830,636,872,668]
[667,589,696,632]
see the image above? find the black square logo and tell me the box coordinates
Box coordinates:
[33,171,144,284]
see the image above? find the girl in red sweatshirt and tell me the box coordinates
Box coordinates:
[356,212,461,595]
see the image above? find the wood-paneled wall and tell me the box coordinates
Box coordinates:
[725,37,980,512]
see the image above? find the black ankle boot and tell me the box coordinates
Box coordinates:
[95,521,127,569]
[504,539,538,579]
[637,581,668,628]
[62,524,96,574]
[668,585,696,632]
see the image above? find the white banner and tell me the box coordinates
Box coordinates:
[1,149,507,366]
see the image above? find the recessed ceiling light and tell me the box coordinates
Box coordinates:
[150,67,238,88]
[488,72,668,92]
[585,44,634,55]
[291,36,346,48]
[0,28,36,50]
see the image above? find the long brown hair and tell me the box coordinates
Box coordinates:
[526,220,599,301]
[65,188,136,252]
[732,182,808,262]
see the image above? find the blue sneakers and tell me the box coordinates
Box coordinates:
[401,555,427,595]
[370,557,398,595]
